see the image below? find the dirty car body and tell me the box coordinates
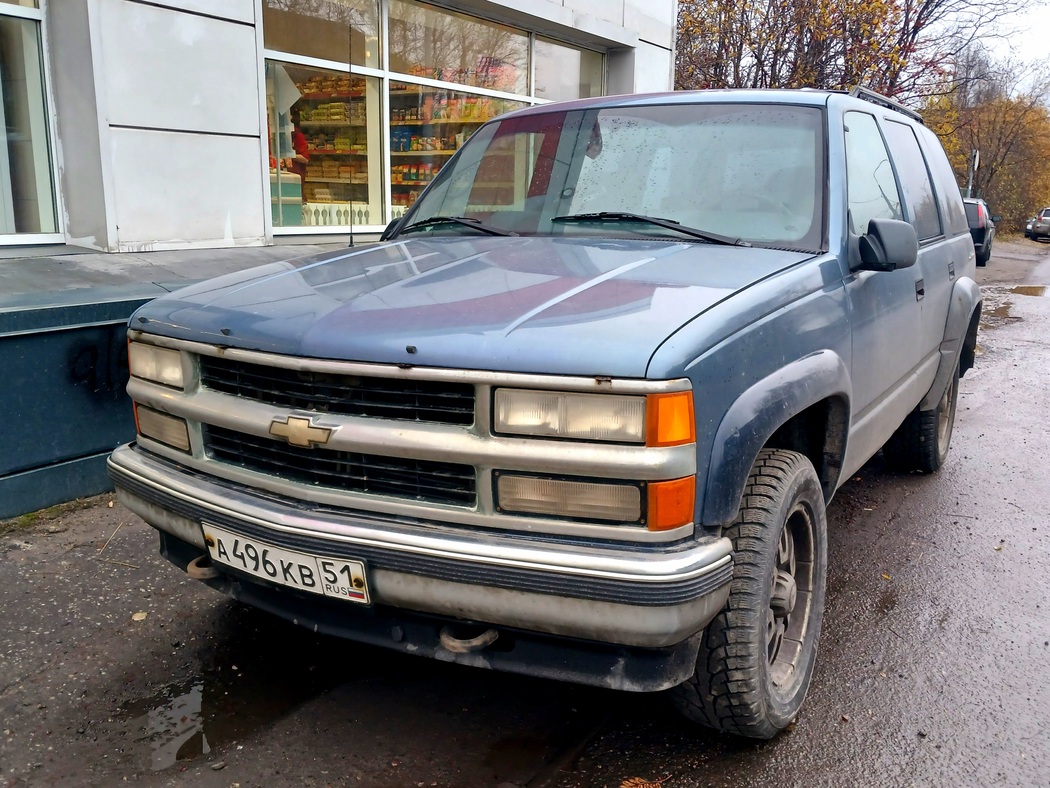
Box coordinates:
[109,89,981,738]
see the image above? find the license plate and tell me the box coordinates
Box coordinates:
[203,524,370,605]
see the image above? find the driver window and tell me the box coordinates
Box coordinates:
[844,112,903,235]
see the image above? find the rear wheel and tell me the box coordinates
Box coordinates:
[672,449,827,739]
[883,363,959,473]
[976,246,990,266]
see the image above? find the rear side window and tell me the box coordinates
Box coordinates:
[916,124,968,236]
[844,111,902,234]
[883,120,941,240]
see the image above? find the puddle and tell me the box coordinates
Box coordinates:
[979,284,1046,330]
[987,303,1014,320]
[126,681,210,771]
[118,607,358,771]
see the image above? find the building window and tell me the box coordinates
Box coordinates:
[388,84,525,218]
[261,0,603,231]
[388,1,529,95]
[262,0,380,69]
[266,62,383,228]
[0,7,57,237]
[534,38,603,102]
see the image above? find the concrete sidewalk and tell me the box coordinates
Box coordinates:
[0,237,358,305]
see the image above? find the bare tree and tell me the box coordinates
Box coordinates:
[676,0,1024,102]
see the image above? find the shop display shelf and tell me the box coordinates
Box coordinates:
[306,177,369,185]
[390,119,486,126]
[300,121,366,128]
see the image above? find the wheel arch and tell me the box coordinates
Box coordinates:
[920,278,981,410]
[701,350,851,528]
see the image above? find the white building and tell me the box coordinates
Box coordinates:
[4,0,679,252]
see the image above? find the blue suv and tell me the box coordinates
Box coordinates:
[109,87,980,739]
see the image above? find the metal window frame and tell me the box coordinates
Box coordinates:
[0,0,66,246]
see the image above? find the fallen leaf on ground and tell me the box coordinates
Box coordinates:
[620,778,670,788]
[132,612,147,621]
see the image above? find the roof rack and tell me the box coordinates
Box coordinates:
[849,86,923,124]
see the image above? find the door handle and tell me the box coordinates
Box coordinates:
[915,278,925,300]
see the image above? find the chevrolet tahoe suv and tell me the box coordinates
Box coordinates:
[108,87,981,739]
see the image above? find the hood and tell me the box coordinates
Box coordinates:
[133,237,813,378]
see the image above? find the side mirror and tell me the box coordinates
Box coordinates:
[854,218,918,272]
[380,217,404,241]
[991,215,1002,223]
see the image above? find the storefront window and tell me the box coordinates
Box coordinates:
[534,38,603,102]
[0,13,56,235]
[262,0,602,230]
[388,85,525,216]
[389,1,528,95]
[266,61,383,228]
[262,0,379,69]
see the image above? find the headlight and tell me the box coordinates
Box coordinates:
[128,341,184,389]
[493,389,694,446]
[494,389,646,443]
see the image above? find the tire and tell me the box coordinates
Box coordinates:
[882,363,959,473]
[672,449,827,739]
[976,246,990,266]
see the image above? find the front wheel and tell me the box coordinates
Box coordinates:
[883,363,959,473]
[672,449,828,739]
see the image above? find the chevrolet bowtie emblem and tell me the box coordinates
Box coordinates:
[269,416,332,448]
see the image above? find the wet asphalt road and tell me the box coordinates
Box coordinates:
[2,240,1049,787]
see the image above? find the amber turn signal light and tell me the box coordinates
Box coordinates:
[646,391,695,447]
[647,476,695,531]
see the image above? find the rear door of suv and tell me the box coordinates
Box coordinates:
[880,119,969,364]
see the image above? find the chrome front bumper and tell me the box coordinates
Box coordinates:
[108,444,733,648]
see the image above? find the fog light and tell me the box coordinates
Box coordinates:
[135,404,191,452]
[496,474,642,523]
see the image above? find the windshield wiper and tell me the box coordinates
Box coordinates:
[397,216,517,237]
[551,212,750,246]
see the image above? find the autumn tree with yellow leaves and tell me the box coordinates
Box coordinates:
[676,0,1049,231]
[676,0,1023,99]
[924,52,1050,232]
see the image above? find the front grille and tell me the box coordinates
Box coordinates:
[198,356,475,425]
[203,426,476,506]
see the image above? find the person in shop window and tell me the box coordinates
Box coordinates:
[287,106,310,180]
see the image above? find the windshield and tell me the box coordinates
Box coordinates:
[400,103,826,249]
